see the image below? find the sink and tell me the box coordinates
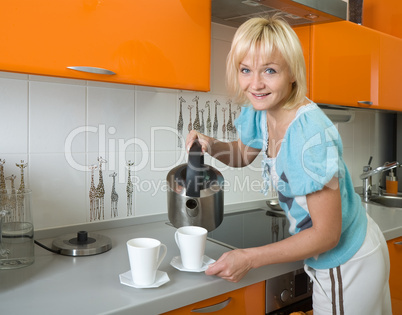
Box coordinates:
[369,195,402,208]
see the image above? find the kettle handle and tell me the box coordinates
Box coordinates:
[186,139,204,197]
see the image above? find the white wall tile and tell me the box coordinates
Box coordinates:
[353,111,372,149]
[210,39,231,95]
[0,78,28,154]
[134,151,176,216]
[29,81,86,154]
[29,153,86,229]
[242,154,267,202]
[87,86,135,154]
[135,90,177,152]
[337,120,354,149]
[208,156,244,206]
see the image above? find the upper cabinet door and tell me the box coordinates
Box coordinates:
[0,0,211,91]
[379,34,402,111]
[310,21,380,108]
[363,0,402,39]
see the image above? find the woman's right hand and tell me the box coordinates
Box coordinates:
[186,130,211,154]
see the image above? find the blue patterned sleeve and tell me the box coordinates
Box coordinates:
[233,106,264,149]
[277,107,345,196]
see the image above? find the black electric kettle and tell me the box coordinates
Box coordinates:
[166,140,224,231]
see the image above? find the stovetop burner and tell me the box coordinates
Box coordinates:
[207,208,290,249]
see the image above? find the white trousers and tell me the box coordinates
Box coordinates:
[304,214,392,315]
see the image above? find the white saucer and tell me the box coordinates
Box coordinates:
[170,255,216,272]
[119,270,170,288]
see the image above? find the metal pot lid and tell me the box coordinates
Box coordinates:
[52,231,112,257]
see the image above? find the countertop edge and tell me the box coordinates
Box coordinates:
[108,260,304,315]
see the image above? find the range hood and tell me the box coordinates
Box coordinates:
[211,0,347,27]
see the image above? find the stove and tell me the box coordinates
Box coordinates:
[207,208,290,249]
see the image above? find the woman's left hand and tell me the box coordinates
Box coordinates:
[205,249,253,282]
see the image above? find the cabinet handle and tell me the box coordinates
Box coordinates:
[357,101,373,106]
[67,66,116,75]
[394,241,402,245]
[191,297,232,313]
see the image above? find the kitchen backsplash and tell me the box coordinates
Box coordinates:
[0,23,393,230]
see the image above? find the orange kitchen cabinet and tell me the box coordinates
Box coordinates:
[161,281,265,315]
[363,0,402,39]
[293,25,311,99]
[378,33,402,111]
[0,0,210,91]
[310,21,380,109]
[387,236,402,314]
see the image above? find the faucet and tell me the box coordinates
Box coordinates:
[360,160,399,202]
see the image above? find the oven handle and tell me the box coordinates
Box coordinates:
[191,297,232,313]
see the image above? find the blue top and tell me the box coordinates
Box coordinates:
[234,101,367,269]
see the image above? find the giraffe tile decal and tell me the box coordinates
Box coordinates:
[177,95,240,146]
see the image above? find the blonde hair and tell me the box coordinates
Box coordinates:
[226,15,307,110]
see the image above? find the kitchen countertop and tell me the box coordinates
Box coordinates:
[364,201,402,240]
[0,218,302,315]
[1,202,402,315]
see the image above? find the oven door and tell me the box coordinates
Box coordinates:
[266,268,313,315]
[266,296,312,315]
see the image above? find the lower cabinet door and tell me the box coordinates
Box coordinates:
[387,236,402,314]
[162,281,265,315]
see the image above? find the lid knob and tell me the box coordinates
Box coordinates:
[77,231,88,244]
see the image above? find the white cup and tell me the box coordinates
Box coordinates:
[175,226,207,270]
[126,238,167,286]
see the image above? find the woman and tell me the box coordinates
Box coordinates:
[186,16,391,314]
